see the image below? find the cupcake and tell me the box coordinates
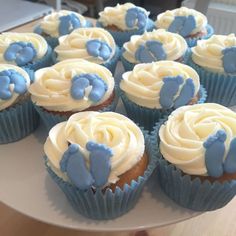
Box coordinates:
[121,29,188,71]
[0,64,39,143]
[188,33,236,106]
[0,32,52,73]
[155,7,214,47]
[34,10,93,49]
[44,111,157,219]
[29,59,118,130]
[155,103,236,211]
[53,27,120,74]
[119,60,206,131]
[96,3,154,47]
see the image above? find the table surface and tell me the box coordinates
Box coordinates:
[1,18,236,236]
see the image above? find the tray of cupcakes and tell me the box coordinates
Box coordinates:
[0,3,236,231]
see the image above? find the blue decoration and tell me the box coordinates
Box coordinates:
[222,47,236,74]
[71,73,107,103]
[125,7,147,30]
[34,25,43,35]
[224,137,236,174]
[60,144,94,190]
[168,15,196,37]
[203,130,226,178]
[159,76,183,109]
[135,40,166,63]
[87,141,113,187]
[4,42,36,66]
[0,69,27,100]
[59,13,81,36]
[60,142,113,190]
[86,40,112,61]
[174,78,195,108]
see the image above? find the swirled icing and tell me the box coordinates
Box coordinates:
[0,33,48,65]
[44,111,145,184]
[192,34,236,73]
[156,7,207,36]
[123,29,187,63]
[29,59,114,112]
[37,10,88,37]
[98,3,149,31]
[159,103,236,176]
[120,61,200,109]
[0,64,30,111]
[54,28,116,64]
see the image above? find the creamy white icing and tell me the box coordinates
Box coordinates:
[29,59,114,112]
[39,10,88,37]
[0,64,30,111]
[44,111,145,184]
[0,33,48,64]
[159,103,236,176]
[98,2,149,31]
[156,7,207,35]
[120,61,200,109]
[123,29,187,63]
[192,34,236,73]
[55,28,116,64]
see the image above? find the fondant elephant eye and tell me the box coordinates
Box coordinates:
[168,15,196,37]
[125,7,147,29]
[4,42,36,66]
[0,69,27,100]
[86,40,112,61]
[222,47,236,73]
[71,73,107,103]
[135,40,166,63]
[59,14,81,36]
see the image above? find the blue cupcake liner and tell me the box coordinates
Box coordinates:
[119,85,207,131]
[24,45,53,71]
[96,19,155,47]
[45,132,158,219]
[121,47,191,72]
[52,46,120,74]
[150,119,236,211]
[187,55,236,106]
[21,67,35,82]
[0,99,40,144]
[185,24,214,47]
[34,89,119,131]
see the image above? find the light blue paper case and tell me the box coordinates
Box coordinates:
[52,46,120,74]
[185,24,214,47]
[119,85,207,131]
[187,54,236,106]
[0,99,40,144]
[34,89,119,131]
[96,19,155,47]
[45,132,158,219]
[151,120,236,211]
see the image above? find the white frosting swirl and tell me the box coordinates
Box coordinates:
[123,29,187,63]
[156,7,207,35]
[98,3,149,31]
[39,10,88,37]
[29,59,114,112]
[120,61,200,109]
[0,64,30,111]
[44,111,145,184]
[192,34,236,73]
[55,28,116,64]
[159,103,236,176]
[0,33,48,64]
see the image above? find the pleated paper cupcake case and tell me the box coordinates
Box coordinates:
[119,85,207,131]
[0,100,40,144]
[188,57,236,106]
[45,133,158,220]
[34,89,119,131]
